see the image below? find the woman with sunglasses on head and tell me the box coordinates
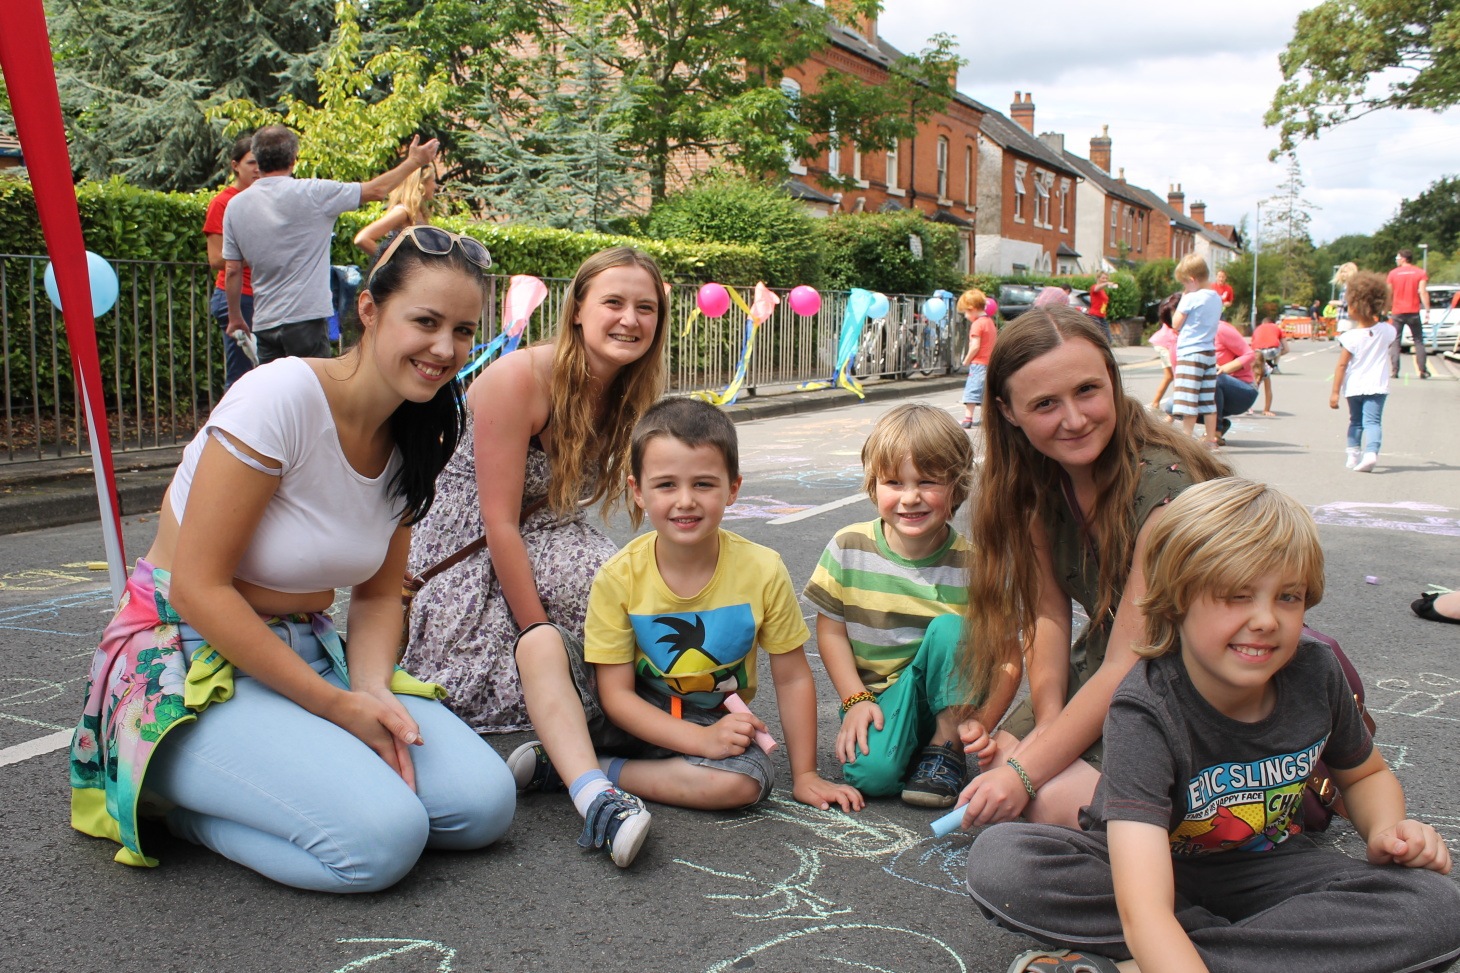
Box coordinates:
[69,227,514,893]
[403,247,668,734]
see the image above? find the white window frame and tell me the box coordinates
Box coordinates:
[886,139,903,195]
[1013,161,1028,223]
[936,136,949,201]
[827,129,840,179]
[781,79,806,175]
[853,148,867,187]
[963,145,973,208]
[1058,178,1071,231]
[1033,169,1051,227]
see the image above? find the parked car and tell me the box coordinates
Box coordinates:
[1399,284,1460,353]
[996,283,1090,319]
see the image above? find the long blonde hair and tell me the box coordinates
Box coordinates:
[961,306,1228,703]
[547,247,669,521]
[386,166,436,224]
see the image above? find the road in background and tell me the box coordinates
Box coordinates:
[1,341,1457,972]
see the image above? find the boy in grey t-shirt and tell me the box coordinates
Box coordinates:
[966,478,1460,973]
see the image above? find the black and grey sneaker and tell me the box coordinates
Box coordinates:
[901,740,966,808]
[506,741,565,793]
[577,785,652,867]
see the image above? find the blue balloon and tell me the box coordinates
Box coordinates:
[868,292,890,319]
[43,251,120,317]
[923,297,948,323]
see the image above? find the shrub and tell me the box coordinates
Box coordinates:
[644,174,825,286]
[821,210,964,295]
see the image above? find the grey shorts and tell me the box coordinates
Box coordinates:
[543,623,775,801]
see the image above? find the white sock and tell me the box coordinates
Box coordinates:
[569,770,612,818]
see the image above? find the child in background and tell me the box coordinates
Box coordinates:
[1170,254,1223,448]
[1147,293,1179,414]
[1330,272,1395,474]
[804,405,1008,808]
[1250,316,1287,416]
[968,478,1460,973]
[957,290,997,428]
[510,398,861,868]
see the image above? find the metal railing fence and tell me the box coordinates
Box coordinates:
[0,254,951,463]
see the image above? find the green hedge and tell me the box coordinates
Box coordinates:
[820,209,965,295]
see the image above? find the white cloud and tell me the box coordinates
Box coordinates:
[880,0,1460,243]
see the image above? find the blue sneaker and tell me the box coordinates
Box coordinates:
[506,741,565,793]
[901,741,966,808]
[577,785,652,868]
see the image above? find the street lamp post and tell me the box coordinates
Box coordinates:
[1420,243,1429,274]
[1250,201,1261,331]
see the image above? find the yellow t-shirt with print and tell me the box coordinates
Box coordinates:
[584,529,810,708]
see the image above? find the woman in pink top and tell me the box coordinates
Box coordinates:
[1212,321,1257,442]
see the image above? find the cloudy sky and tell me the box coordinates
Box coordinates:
[880,1,1460,245]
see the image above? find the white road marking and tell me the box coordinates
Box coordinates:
[767,492,867,525]
[0,728,71,768]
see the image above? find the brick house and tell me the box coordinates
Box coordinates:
[1059,127,1158,272]
[968,93,1081,275]
[1187,200,1242,273]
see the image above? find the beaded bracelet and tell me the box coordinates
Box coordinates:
[840,690,877,714]
[1006,757,1037,800]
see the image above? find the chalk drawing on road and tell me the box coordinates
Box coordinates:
[0,588,114,637]
[881,836,973,897]
[704,923,968,973]
[677,845,853,922]
[1370,672,1460,722]
[0,568,95,591]
[720,794,923,862]
[333,938,456,973]
[724,495,813,522]
[1308,501,1460,537]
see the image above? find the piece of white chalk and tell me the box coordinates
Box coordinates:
[930,804,966,837]
[723,692,778,753]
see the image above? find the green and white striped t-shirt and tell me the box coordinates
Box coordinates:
[801,519,969,694]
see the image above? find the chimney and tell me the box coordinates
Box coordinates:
[1189,200,1207,225]
[1010,91,1035,134]
[1118,167,1126,183]
[829,1,877,39]
[1167,183,1184,215]
[1039,132,1064,155]
[1089,124,1112,173]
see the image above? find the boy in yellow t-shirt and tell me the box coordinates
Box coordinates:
[507,398,861,869]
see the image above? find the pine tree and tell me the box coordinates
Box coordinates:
[462,3,647,231]
[48,0,333,190]
[1261,154,1319,304]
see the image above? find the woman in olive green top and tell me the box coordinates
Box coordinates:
[951,306,1227,829]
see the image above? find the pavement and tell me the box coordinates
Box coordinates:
[0,344,1160,536]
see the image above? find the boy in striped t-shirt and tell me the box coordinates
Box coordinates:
[803,404,992,808]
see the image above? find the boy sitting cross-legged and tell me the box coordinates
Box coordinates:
[804,404,1015,809]
[509,398,862,868]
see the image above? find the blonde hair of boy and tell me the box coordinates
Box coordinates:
[956,288,988,315]
[861,403,975,513]
[1174,252,1210,285]
[1136,477,1325,659]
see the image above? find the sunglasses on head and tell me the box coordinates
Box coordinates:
[371,225,493,283]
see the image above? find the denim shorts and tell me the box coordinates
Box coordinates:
[546,623,774,800]
[962,362,988,404]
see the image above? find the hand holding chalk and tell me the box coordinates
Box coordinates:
[724,693,778,753]
[931,804,967,837]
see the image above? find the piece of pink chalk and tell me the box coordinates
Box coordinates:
[723,693,778,753]
[1365,575,1380,585]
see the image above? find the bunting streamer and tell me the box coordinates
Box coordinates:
[682,283,777,407]
[798,287,875,399]
[1,1,127,602]
[457,274,548,381]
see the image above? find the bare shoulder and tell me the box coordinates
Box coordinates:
[468,344,553,420]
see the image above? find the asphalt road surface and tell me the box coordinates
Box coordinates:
[1,340,1457,973]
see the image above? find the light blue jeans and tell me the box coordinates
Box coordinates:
[1345,393,1386,455]
[146,618,515,892]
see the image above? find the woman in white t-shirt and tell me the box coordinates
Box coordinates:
[1329,271,1396,473]
[69,227,515,892]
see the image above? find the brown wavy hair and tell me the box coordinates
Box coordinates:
[546,247,669,521]
[961,306,1228,703]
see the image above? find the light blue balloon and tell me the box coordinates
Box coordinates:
[43,251,120,317]
[923,297,948,323]
[868,292,890,319]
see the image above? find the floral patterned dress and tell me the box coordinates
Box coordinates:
[403,410,617,732]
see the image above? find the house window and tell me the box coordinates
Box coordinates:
[1013,162,1027,223]
[1033,169,1051,227]
[827,130,841,178]
[886,139,900,190]
[781,79,805,175]
[853,148,865,186]
[963,146,973,206]
[936,137,949,199]
[1058,178,1071,231]
[1136,211,1144,252]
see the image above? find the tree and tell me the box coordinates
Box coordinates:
[551,0,962,202]
[1368,175,1460,265]
[461,3,648,231]
[1260,154,1319,304]
[207,0,450,182]
[48,0,332,189]
[1267,0,1460,156]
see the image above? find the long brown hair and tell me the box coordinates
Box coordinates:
[546,247,669,520]
[961,306,1228,702]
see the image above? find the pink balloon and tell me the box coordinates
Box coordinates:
[697,282,731,318]
[984,297,999,318]
[788,285,822,317]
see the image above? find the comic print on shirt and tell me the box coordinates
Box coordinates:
[1170,736,1327,855]
[629,604,756,707]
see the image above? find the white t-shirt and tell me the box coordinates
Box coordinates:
[221,175,361,331]
[1174,289,1222,357]
[1338,322,1395,397]
[169,358,405,593]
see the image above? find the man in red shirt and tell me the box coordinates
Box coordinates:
[1213,269,1234,308]
[1088,271,1115,343]
[1387,248,1431,378]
